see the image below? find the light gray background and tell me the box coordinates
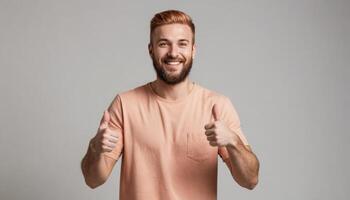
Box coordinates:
[0,0,349,199]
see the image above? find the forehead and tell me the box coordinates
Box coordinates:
[152,23,193,42]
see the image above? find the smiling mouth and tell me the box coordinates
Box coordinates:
[163,61,182,72]
[165,61,182,65]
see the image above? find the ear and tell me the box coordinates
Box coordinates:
[148,43,153,57]
[192,43,196,59]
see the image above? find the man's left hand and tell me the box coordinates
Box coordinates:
[204,104,240,147]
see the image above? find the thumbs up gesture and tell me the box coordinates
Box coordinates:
[90,110,119,154]
[204,104,240,147]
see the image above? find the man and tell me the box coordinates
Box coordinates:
[81,9,259,200]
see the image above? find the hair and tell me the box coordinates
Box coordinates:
[150,10,195,44]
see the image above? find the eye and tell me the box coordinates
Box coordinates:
[179,42,188,47]
[159,42,168,47]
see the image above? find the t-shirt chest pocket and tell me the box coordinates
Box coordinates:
[186,130,212,162]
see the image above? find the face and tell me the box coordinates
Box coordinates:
[149,23,196,85]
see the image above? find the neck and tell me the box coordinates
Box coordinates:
[151,78,194,101]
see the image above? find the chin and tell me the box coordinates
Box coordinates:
[164,64,183,71]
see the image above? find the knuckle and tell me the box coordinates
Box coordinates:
[102,132,109,138]
[102,139,109,145]
[110,132,117,138]
[99,124,106,130]
[102,145,111,151]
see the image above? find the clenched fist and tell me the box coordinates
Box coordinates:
[204,104,241,147]
[90,110,119,154]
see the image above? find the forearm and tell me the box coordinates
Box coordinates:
[81,141,110,188]
[226,139,259,189]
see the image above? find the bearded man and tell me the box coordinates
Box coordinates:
[81,9,260,200]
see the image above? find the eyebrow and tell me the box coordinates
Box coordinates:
[157,38,190,43]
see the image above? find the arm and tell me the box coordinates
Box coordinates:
[223,140,260,190]
[81,110,122,189]
[205,103,259,190]
[81,139,117,189]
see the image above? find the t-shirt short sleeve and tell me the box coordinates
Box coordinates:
[103,94,124,160]
[218,97,249,161]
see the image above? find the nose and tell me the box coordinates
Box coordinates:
[167,44,179,58]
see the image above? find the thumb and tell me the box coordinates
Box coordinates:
[100,110,110,128]
[212,104,220,121]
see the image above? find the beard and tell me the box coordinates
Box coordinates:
[151,55,193,85]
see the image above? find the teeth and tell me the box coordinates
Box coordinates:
[166,61,181,65]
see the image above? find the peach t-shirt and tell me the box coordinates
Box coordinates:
[104,82,249,200]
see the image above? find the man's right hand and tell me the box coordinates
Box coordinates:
[90,110,119,154]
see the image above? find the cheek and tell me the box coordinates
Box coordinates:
[153,50,167,60]
[182,49,193,57]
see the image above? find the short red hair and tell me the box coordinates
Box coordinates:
[150,10,195,44]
